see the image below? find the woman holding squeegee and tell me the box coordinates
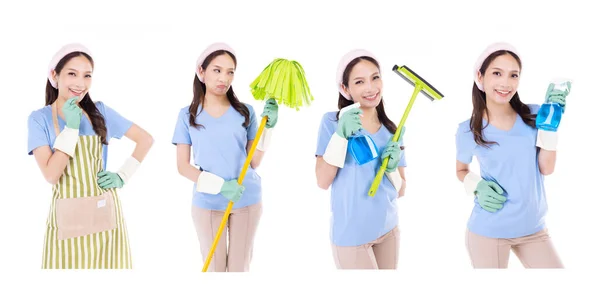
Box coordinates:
[455,42,567,268]
[27,43,154,269]
[315,49,406,269]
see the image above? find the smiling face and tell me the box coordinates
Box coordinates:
[477,53,521,105]
[52,54,93,103]
[341,58,383,109]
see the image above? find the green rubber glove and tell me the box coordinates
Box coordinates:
[220,179,245,203]
[475,180,507,213]
[382,126,405,172]
[336,107,363,139]
[97,171,124,189]
[261,99,278,128]
[545,82,571,112]
[63,97,83,129]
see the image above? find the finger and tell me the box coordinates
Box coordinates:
[490,193,507,203]
[546,83,555,96]
[482,200,503,209]
[481,204,499,213]
[488,181,504,194]
[97,171,108,177]
[97,176,112,184]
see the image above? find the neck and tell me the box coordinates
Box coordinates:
[359,106,379,124]
[204,93,229,107]
[485,101,515,121]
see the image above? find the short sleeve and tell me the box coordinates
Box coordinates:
[27,111,50,155]
[315,113,337,156]
[172,108,192,145]
[246,104,258,140]
[99,102,133,139]
[456,122,476,164]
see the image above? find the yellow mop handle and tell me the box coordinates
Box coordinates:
[202,116,268,272]
[368,83,422,197]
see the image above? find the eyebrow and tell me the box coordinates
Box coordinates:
[67,68,92,74]
[352,72,380,81]
[491,67,519,73]
[212,64,235,71]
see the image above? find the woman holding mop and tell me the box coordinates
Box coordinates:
[455,42,566,268]
[27,43,154,269]
[315,49,407,269]
[172,42,278,272]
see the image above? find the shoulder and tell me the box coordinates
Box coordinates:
[28,106,51,123]
[456,119,472,135]
[242,102,255,114]
[526,103,541,114]
[321,111,338,123]
[179,105,191,116]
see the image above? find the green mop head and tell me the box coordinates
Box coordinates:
[249,58,314,110]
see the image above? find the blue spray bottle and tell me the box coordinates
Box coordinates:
[536,80,571,131]
[341,102,379,165]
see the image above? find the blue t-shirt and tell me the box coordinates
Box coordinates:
[455,104,547,238]
[171,103,261,210]
[27,101,133,170]
[315,112,407,247]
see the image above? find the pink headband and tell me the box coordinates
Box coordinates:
[337,49,378,100]
[195,42,236,83]
[474,42,520,91]
[47,43,93,88]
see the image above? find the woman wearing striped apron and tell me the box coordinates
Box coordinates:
[27,43,154,269]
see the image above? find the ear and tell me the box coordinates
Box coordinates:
[341,83,351,99]
[51,70,58,84]
[198,66,205,81]
[476,70,484,88]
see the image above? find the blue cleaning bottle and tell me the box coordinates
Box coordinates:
[535,80,570,132]
[348,130,379,165]
[536,102,562,132]
[339,102,379,165]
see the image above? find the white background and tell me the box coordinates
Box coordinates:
[1,0,598,298]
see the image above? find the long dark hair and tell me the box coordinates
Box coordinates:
[45,52,108,145]
[189,50,249,129]
[471,50,536,147]
[336,56,397,135]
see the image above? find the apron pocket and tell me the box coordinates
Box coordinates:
[56,192,117,240]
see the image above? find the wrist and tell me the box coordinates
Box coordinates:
[463,171,482,196]
[117,157,141,185]
[196,171,225,194]
[536,130,558,151]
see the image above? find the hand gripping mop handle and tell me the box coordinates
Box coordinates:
[202,116,268,272]
[368,83,422,197]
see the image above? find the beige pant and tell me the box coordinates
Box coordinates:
[466,228,563,268]
[331,227,399,269]
[192,202,262,272]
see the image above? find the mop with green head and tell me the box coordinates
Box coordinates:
[368,65,444,197]
[202,58,313,272]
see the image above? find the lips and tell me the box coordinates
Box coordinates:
[494,89,511,98]
[363,92,379,101]
[69,88,83,96]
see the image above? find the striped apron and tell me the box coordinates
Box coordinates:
[41,102,132,269]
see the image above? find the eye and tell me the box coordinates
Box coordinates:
[511,74,519,78]
[214,69,220,73]
[85,74,92,78]
[373,75,380,80]
[228,71,234,75]
[492,71,501,76]
[354,80,363,85]
[68,72,76,76]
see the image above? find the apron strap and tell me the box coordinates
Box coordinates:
[52,101,93,137]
